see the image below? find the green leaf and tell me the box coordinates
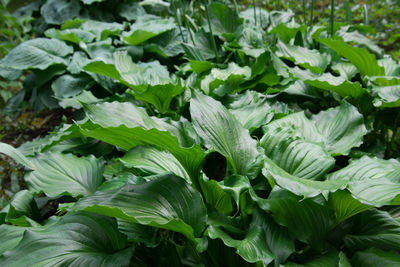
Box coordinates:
[117,2,146,21]
[0,212,133,266]
[206,2,242,40]
[276,40,329,74]
[25,153,104,197]
[351,248,400,266]
[0,142,34,169]
[344,209,400,252]
[51,74,94,99]
[264,188,335,250]
[119,146,190,182]
[40,0,81,25]
[327,156,400,182]
[262,112,324,144]
[288,66,365,98]
[45,28,96,44]
[331,61,358,80]
[372,85,400,108]
[0,38,73,70]
[1,190,41,226]
[80,101,206,187]
[123,17,176,45]
[284,249,346,267]
[319,38,385,77]
[74,174,207,241]
[312,101,367,155]
[226,91,277,132]
[0,225,26,255]
[208,207,294,265]
[263,157,347,199]
[84,52,182,112]
[261,127,334,180]
[144,27,185,58]
[199,176,234,215]
[328,156,400,206]
[200,63,251,96]
[328,190,370,223]
[190,92,261,177]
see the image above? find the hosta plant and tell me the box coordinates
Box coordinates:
[0,0,400,266]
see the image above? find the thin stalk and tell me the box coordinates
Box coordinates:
[188,28,196,46]
[345,0,351,24]
[253,0,257,25]
[173,1,185,42]
[363,4,369,25]
[302,0,306,24]
[232,0,239,15]
[204,0,219,61]
[309,0,315,26]
[330,0,334,36]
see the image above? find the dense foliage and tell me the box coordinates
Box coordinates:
[1,0,400,266]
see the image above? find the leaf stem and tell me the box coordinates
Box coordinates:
[204,0,219,61]
[310,0,315,26]
[330,0,335,36]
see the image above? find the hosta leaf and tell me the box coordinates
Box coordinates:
[372,85,400,107]
[26,153,104,197]
[0,38,73,70]
[190,92,261,177]
[378,57,400,76]
[123,17,176,46]
[1,190,41,226]
[328,156,400,206]
[206,2,242,40]
[0,142,34,169]
[331,61,358,80]
[0,225,26,255]
[80,21,124,41]
[337,27,383,55]
[284,249,350,267]
[84,52,182,112]
[262,112,324,144]
[263,157,347,199]
[200,176,234,215]
[119,146,190,182]
[312,101,367,155]
[261,127,334,180]
[51,74,94,99]
[208,207,294,265]
[182,29,218,61]
[116,218,156,246]
[80,101,205,186]
[74,174,207,241]
[289,66,365,98]
[327,156,400,181]
[264,188,335,251]
[45,28,96,44]
[117,2,146,21]
[218,175,251,209]
[144,27,185,57]
[347,179,400,207]
[352,248,400,266]
[226,91,277,132]
[0,212,133,267]
[319,38,385,77]
[261,137,335,180]
[40,0,81,25]
[276,41,329,74]
[200,63,251,96]
[328,190,370,223]
[344,209,400,252]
